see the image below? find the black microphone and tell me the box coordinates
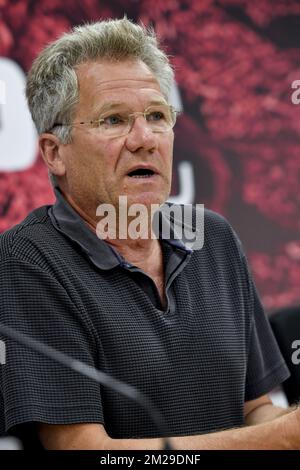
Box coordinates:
[0,321,173,450]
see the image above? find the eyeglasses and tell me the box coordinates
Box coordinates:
[51,104,179,138]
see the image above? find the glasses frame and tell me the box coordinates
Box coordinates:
[50,104,180,137]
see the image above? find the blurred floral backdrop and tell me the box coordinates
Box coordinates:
[1,0,300,311]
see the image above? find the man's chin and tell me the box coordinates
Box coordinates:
[118,190,168,208]
[126,195,167,210]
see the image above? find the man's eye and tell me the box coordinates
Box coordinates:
[147,111,165,121]
[102,114,125,126]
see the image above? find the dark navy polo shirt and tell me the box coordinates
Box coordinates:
[0,188,290,446]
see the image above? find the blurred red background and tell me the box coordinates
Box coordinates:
[1,0,300,312]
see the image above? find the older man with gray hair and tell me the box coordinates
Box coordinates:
[0,17,299,450]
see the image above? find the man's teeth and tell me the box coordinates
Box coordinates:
[130,174,153,178]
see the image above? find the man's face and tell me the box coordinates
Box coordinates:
[58,59,174,215]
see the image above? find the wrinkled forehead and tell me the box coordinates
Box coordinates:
[75,59,164,113]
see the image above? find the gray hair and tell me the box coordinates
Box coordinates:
[26,17,174,148]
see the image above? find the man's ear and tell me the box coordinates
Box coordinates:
[39,133,66,176]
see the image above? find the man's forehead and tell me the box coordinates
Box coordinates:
[76,60,163,109]
[76,59,160,90]
[93,77,161,93]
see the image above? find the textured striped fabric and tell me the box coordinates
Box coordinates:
[0,193,289,446]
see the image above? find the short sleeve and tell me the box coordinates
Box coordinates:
[0,257,104,437]
[241,255,290,401]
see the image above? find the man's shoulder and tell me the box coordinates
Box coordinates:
[202,207,234,234]
[0,205,54,261]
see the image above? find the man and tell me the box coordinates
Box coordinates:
[0,17,299,450]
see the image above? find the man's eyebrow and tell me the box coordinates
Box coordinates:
[147,99,169,107]
[94,99,168,115]
[95,102,125,114]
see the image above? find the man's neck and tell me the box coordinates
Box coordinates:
[62,191,97,232]
[62,191,162,269]
[105,236,161,268]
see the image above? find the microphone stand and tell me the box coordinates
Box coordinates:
[0,322,173,450]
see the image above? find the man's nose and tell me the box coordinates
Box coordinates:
[124,115,157,153]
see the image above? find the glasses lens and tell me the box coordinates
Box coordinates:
[98,112,130,137]
[145,105,175,132]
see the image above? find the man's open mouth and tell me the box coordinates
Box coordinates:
[127,168,156,178]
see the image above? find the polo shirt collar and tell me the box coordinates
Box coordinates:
[49,187,193,271]
[49,188,121,270]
